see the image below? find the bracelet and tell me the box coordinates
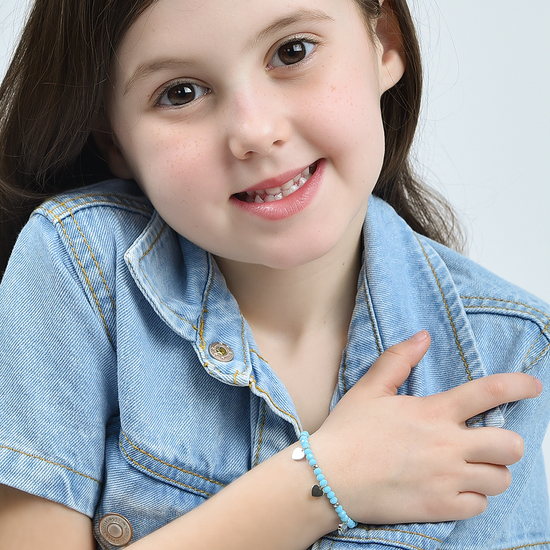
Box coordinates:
[292,431,358,535]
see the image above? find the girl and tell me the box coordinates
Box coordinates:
[0,0,548,549]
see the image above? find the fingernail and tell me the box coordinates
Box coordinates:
[410,330,428,342]
[534,377,543,396]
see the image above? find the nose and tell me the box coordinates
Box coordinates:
[227,88,290,160]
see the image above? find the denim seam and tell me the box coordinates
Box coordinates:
[461,303,550,369]
[498,542,550,550]
[340,279,382,393]
[0,444,101,484]
[249,375,301,429]
[253,401,267,467]
[121,432,224,487]
[341,353,350,394]
[363,278,383,356]
[39,193,152,217]
[234,314,248,385]
[415,235,472,381]
[459,296,550,323]
[198,258,223,375]
[251,349,268,362]
[330,535,430,550]
[136,222,199,332]
[52,199,117,313]
[119,439,216,497]
[38,208,114,346]
[462,305,550,329]
[335,525,443,543]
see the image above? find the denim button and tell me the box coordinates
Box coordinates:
[99,513,133,546]
[208,342,234,362]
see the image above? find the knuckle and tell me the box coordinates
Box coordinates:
[484,376,509,401]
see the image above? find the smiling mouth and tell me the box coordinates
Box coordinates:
[235,162,319,204]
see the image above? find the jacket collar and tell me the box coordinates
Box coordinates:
[125,196,503,427]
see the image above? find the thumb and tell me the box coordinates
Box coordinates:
[354,330,431,398]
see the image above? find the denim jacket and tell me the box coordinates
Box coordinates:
[1,179,549,550]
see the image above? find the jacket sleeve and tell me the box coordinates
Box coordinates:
[0,211,118,517]
[442,311,550,549]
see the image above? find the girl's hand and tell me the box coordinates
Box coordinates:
[310,330,542,525]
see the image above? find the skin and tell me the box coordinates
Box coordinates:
[0,0,543,548]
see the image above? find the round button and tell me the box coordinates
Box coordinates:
[99,513,133,547]
[208,342,234,362]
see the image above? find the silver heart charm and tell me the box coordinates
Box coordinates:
[291,447,305,461]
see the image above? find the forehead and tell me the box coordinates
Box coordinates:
[117,0,364,59]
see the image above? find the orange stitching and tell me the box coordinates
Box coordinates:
[45,211,113,346]
[121,432,225,487]
[119,440,214,497]
[135,222,198,331]
[52,199,116,313]
[460,295,550,322]
[40,193,152,217]
[526,341,550,371]
[249,375,301,429]
[197,259,222,374]
[0,444,101,484]
[415,235,472,381]
[253,401,267,467]
[462,303,550,367]
[462,304,548,327]
[250,349,269,363]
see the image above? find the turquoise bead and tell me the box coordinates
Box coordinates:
[316,474,325,482]
[327,491,335,499]
[320,480,328,487]
[329,497,338,505]
[313,468,322,476]
[323,486,331,494]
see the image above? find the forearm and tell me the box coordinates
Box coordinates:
[130,442,339,550]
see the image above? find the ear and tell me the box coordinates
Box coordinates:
[92,118,134,180]
[374,0,406,93]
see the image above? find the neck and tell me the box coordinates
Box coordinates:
[214,231,362,345]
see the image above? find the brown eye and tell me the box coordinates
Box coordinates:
[270,39,315,68]
[157,82,209,107]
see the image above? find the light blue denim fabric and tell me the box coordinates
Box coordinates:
[1,179,549,550]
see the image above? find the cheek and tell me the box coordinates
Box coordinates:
[300,62,384,155]
[119,122,220,198]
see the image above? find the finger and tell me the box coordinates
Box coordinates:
[461,463,512,497]
[451,492,488,520]
[438,373,542,423]
[463,427,524,466]
[354,330,431,398]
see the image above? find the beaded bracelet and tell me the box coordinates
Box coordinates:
[292,431,357,535]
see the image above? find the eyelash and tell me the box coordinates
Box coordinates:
[154,35,320,109]
[267,35,320,70]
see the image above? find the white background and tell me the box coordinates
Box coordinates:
[2,0,550,487]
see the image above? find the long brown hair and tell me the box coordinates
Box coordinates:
[0,0,462,278]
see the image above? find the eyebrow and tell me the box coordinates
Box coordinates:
[246,9,334,51]
[123,58,204,96]
[123,9,334,95]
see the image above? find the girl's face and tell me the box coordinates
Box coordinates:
[101,0,404,269]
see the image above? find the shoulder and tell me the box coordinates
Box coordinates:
[34,178,154,240]
[423,236,550,374]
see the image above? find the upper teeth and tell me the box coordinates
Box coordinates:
[244,165,315,204]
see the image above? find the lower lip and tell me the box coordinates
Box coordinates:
[231,159,325,221]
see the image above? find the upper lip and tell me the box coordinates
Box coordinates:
[237,164,313,195]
